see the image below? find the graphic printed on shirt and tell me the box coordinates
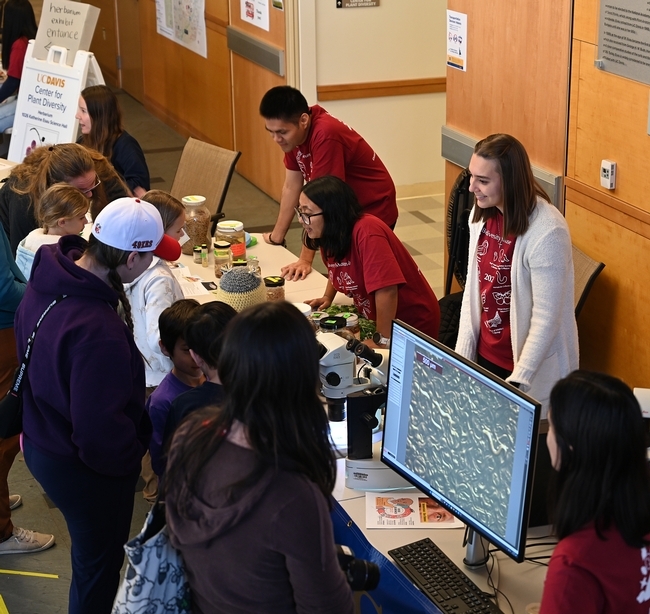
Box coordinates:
[328,263,373,319]
[477,215,516,369]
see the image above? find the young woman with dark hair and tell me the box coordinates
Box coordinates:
[164,301,354,614]
[455,133,578,415]
[540,370,650,613]
[0,0,37,135]
[15,198,179,614]
[303,175,439,346]
[76,85,150,197]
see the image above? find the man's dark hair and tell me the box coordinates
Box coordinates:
[159,299,201,354]
[183,302,237,369]
[259,86,310,123]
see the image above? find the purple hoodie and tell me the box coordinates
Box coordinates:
[14,235,151,476]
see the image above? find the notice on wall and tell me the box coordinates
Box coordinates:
[32,0,99,67]
[241,0,270,31]
[598,1,650,85]
[155,0,207,58]
[446,10,467,72]
[336,0,380,7]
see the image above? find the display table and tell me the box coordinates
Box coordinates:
[0,158,17,181]
[332,456,553,613]
[175,232,351,306]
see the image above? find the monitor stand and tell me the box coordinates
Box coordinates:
[463,528,489,568]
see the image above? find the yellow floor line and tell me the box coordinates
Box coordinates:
[0,569,58,579]
[0,594,8,614]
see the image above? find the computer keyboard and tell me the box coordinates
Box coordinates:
[388,537,504,614]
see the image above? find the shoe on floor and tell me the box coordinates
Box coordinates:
[9,494,22,510]
[0,527,55,554]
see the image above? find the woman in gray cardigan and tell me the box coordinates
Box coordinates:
[455,133,578,416]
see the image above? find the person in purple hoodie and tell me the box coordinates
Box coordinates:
[14,197,181,614]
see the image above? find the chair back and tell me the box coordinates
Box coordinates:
[170,138,241,234]
[572,244,605,317]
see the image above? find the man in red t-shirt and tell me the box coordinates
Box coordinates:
[259,86,398,280]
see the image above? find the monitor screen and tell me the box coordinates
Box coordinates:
[381,320,541,562]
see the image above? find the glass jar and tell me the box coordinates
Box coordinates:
[264,276,285,302]
[181,195,211,255]
[319,315,354,341]
[201,243,209,268]
[214,241,231,278]
[193,246,202,264]
[216,220,246,261]
[339,312,361,339]
[310,311,326,332]
[247,256,261,277]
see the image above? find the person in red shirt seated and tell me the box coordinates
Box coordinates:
[0,0,37,140]
[540,370,650,614]
[303,175,439,347]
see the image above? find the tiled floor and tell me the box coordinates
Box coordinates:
[2,90,445,613]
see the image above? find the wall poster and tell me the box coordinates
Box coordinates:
[598,1,650,84]
[155,0,207,58]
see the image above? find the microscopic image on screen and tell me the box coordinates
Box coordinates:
[403,348,519,537]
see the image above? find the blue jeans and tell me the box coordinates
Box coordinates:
[24,440,139,614]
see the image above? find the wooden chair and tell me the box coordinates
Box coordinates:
[572,244,605,317]
[170,137,241,236]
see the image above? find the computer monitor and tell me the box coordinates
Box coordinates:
[381,320,541,563]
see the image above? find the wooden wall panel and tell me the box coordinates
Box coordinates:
[568,40,650,212]
[565,199,650,386]
[446,0,572,174]
[139,0,233,149]
[89,0,119,86]
[573,0,599,44]
[231,53,285,201]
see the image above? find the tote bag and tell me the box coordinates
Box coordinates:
[112,502,191,614]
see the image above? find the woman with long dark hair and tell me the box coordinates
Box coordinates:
[165,301,354,614]
[15,197,179,614]
[455,134,578,415]
[75,85,150,196]
[540,371,650,613]
[0,0,37,135]
[303,175,439,346]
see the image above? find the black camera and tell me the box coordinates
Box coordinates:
[335,544,380,591]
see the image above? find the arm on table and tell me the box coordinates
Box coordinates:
[306,280,337,311]
[365,284,398,348]
[263,169,303,246]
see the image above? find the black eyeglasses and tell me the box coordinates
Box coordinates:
[294,206,323,225]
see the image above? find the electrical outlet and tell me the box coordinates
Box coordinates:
[600,159,616,190]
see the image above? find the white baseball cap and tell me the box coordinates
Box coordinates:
[91,197,181,261]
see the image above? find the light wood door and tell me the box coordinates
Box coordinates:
[117,0,144,102]
[229,1,287,201]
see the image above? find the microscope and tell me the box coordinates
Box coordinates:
[317,333,411,491]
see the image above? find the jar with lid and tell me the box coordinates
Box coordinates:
[264,276,285,302]
[338,312,361,339]
[193,246,202,264]
[216,220,246,261]
[214,241,231,278]
[181,195,211,255]
[318,315,354,341]
[310,311,326,332]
